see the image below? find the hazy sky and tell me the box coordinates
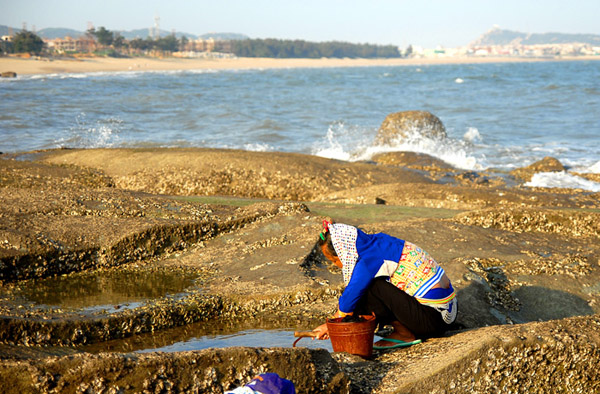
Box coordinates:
[2,0,599,48]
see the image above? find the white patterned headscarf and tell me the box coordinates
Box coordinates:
[327,223,359,285]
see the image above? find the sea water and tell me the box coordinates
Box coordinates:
[1,60,599,190]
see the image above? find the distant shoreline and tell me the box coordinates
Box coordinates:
[1,55,599,75]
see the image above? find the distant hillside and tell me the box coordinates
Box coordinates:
[37,27,85,39]
[0,25,18,36]
[0,25,247,41]
[471,26,600,46]
[0,26,87,39]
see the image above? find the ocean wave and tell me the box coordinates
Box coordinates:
[312,121,482,170]
[16,68,224,82]
[525,171,600,192]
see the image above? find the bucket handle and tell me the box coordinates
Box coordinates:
[293,331,317,347]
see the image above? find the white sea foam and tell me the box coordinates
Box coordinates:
[589,161,600,174]
[18,68,224,82]
[525,171,600,192]
[463,127,481,143]
[59,73,91,79]
[455,78,464,84]
[26,74,52,80]
[185,69,221,75]
[313,122,483,170]
[22,71,134,81]
[385,128,483,170]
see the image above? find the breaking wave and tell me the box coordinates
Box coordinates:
[312,121,483,170]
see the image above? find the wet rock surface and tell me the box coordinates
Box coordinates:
[1,147,600,393]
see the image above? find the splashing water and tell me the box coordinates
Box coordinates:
[312,121,373,162]
[58,113,122,149]
[313,122,483,171]
[463,127,481,143]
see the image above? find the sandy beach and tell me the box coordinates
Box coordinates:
[1,54,598,75]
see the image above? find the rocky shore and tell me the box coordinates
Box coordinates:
[1,143,599,393]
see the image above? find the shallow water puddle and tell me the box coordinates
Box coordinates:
[79,329,333,354]
[0,268,199,313]
[0,329,334,359]
[78,320,334,354]
[136,329,333,353]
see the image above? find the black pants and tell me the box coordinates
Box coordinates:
[354,277,448,339]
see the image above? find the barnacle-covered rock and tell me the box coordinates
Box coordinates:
[456,207,600,237]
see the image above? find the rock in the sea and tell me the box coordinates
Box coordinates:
[374,111,446,145]
[510,156,565,182]
[1,71,17,78]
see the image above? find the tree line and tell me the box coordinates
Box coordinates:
[88,27,183,52]
[2,27,402,59]
[231,38,401,58]
[1,30,45,55]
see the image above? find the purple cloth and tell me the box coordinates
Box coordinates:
[245,373,296,394]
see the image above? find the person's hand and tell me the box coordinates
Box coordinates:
[332,309,352,319]
[312,323,329,340]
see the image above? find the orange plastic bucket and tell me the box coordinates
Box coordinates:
[326,314,377,358]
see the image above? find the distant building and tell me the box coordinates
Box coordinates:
[183,37,216,52]
[45,36,96,54]
[466,42,598,58]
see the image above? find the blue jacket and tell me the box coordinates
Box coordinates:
[338,229,405,313]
